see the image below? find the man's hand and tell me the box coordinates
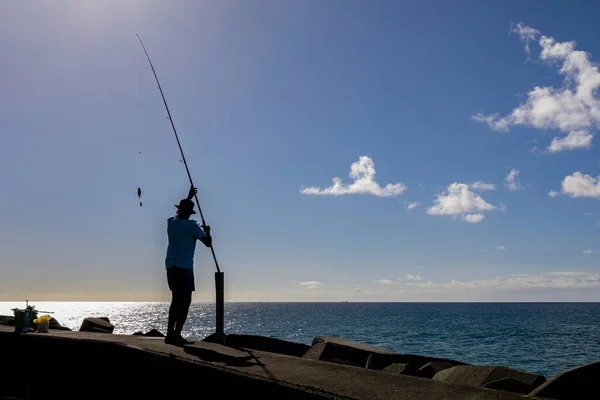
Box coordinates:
[187,186,197,200]
[200,225,212,248]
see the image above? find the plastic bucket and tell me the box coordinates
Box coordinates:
[37,320,49,333]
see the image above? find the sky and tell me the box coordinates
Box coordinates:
[2,0,600,302]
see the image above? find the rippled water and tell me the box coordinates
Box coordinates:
[2,302,599,378]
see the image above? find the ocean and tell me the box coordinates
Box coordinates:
[2,301,599,378]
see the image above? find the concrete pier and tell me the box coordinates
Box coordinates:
[0,326,538,400]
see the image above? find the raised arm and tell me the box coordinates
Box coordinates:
[197,224,212,248]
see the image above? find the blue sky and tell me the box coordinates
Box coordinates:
[2,0,600,301]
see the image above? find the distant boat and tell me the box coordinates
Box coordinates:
[341,301,349,303]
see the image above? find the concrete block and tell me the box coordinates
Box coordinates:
[433,365,546,393]
[79,317,114,333]
[225,334,310,357]
[529,360,600,399]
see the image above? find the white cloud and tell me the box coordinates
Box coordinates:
[375,275,423,284]
[373,272,600,292]
[406,201,420,210]
[560,171,600,198]
[470,181,496,191]
[473,24,600,150]
[233,271,600,301]
[299,281,324,289]
[504,169,521,191]
[548,190,559,197]
[464,213,485,223]
[547,271,590,276]
[300,156,406,197]
[583,249,593,254]
[496,245,506,250]
[511,23,540,56]
[427,182,496,223]
[548,130,593,153]
[471,113,510,131]
[431,273,600,290]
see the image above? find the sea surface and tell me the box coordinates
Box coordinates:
[2,302,599,378]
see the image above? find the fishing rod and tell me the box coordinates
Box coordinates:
[136,34,221,273]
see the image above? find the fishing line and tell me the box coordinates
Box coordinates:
[136,150,142,207]
[135,57,140,106]
[135,54,143,207]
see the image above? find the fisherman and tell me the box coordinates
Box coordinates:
[164,186,212,345]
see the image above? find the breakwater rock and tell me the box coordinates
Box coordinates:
[79,316,114,333]
[0,316,596,400]
[220,333,593,399]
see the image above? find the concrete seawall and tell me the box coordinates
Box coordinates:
[0,325,541,400]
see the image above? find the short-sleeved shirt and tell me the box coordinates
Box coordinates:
[165,216,206,270]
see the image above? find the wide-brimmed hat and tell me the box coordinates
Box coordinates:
[175,199,196,214]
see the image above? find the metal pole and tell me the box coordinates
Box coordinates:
[136,34,221,274]
[215,272,225,342]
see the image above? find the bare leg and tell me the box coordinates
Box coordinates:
[167,291,178,338]
[174,291,192,338]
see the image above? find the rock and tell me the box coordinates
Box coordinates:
[303,342,330,359]
[303,336,397,367]
[0,315,12,323]
[302,342,368,368]
[49,318,61,328]
[202,332,226,344]
[313,336,397,354]
[483,377,532,394]
[132,331,144,336]
[47,317,72,331]
[433,365,546,393]
[144,329,165,337]
[416,361,454,378]
[224,334,310,357]
[529,360,600,399]
[0,317,15,326]
[366,352,466,371]
[381,363,417,376]
[79,317,115,333]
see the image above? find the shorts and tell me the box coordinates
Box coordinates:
[167,266,195,292]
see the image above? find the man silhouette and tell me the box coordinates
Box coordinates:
[164,186,212,345]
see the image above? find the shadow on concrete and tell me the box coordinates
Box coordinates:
[237,348,278,381]
[182,343,277,381]
[183,346,255,366]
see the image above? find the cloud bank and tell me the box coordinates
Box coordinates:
[372,271,600,291]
